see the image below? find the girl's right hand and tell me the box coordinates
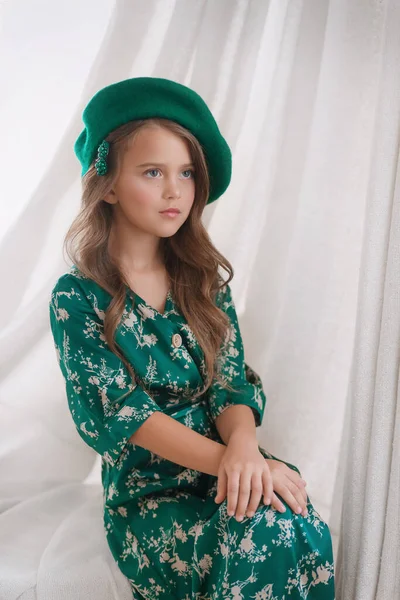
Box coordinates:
[264,458,309,517]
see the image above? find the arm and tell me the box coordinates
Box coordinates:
[129,412,225,476]
[207,282,267,441]
[131,282,262,470]
[49,274,225,474]
[214,404,257,445]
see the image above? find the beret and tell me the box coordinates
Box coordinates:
[74,76,232,204]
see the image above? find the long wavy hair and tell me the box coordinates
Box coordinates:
[64,117,239,400]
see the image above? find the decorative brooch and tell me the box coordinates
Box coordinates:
[94,140,110,175]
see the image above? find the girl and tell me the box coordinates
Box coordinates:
[49,77,335,599]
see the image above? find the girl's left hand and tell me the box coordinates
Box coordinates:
[214,433,273,521]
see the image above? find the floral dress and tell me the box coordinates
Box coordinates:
[49,266,335,600]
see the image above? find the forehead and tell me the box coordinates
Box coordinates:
[124,125,192,162]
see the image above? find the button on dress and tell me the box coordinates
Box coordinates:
[49,266,335,600]
[172,333,183,348]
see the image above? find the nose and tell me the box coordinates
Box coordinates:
[163,175,181,199]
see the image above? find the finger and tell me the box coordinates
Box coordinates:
[299,484,308,504]
[215,468,227,504]
[246,473,264,517]
[262,467,273,506]
[227,469,240,517]
[286,468,306,487]
[284,477,308,513]
[274,482,304,515]
[271,491,287,513]
[235,469,252,521]
[285,471,308,502]
[295,478,307,489]
[293,479,309,508]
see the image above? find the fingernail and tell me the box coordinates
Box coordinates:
[296,506,302,514]
[247,511,254,517]
[237,515,243,521]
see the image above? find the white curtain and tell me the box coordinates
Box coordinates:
[330,0,400,596]
[1,0,398,598]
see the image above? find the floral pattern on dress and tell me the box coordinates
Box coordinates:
[49,266,335,599]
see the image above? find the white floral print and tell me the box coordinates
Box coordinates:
[49,266,335,599]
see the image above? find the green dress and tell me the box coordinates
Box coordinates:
[49,266,335,600]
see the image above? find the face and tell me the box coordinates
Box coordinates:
[104,125,196,238]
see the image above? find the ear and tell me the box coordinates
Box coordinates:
[103,189,118,205]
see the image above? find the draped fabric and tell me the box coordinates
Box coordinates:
[1,0,399,598]
[331,1,400,596]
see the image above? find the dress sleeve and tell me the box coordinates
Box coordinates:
[49,275,163,467]
[206,282,267,427]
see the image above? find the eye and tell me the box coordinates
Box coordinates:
[144,168,162,178]
[182,169,195,179]
[144,168,195,179]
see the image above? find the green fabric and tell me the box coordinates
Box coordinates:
[49,267,335,599]
[74,77,232,204]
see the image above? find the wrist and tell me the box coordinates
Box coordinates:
[212,442,227,476]
[228,429,258,446]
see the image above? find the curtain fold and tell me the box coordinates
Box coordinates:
[333,1,400,596]
[0,0,398,597]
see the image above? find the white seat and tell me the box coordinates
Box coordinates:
[0,482,134,600]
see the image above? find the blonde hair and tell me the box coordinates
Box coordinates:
[64,118,239,399]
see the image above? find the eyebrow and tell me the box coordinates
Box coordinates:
[136,162,195,168]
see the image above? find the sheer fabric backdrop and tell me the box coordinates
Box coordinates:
[0,0,398,598]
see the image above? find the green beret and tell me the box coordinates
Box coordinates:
[74,76,232,204]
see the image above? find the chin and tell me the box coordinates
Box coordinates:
[156,219,186,237]
[158,228,181,238]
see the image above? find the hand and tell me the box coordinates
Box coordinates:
[214,433,274,522]
[265,458,309,517]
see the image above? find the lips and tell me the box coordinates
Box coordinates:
[160,209,180,214]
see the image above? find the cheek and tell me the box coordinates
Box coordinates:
[119,177,159,206]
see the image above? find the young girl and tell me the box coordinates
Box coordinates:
[49,77,335,599]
